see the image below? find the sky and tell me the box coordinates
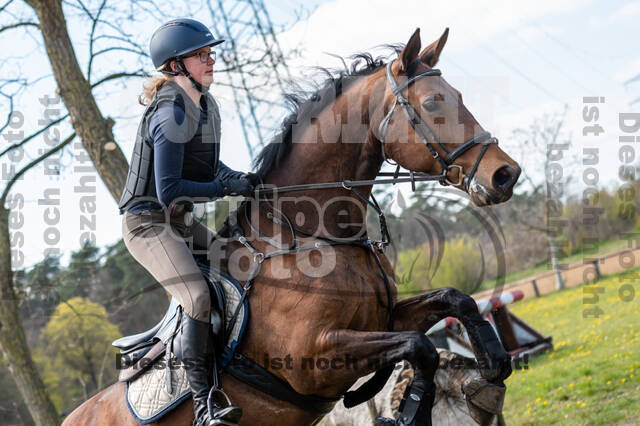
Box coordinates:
[1,0,638,268]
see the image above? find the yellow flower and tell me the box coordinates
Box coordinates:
[543,401,548,406]
[622,378,626,383]
[581,403,586,407]
[536,397,541,402]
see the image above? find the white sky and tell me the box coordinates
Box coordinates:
[1,0,638,268]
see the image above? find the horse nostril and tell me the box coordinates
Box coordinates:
[492,166,516,191]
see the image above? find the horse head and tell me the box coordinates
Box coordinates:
[376,28,521,206]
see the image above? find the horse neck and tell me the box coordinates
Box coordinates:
[263,71,386,238]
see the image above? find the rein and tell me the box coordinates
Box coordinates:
[253,169,444,194]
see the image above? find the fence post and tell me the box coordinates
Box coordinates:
[531,279,540,297]
[591,260,601,281]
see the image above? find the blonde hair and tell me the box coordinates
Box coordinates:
[138,62,174,106]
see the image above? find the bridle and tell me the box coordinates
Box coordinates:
[378,60,498,190]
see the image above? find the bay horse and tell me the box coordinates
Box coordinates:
[63,28,520,426]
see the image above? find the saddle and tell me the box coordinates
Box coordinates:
[113,261,248,383]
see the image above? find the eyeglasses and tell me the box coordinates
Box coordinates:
[182,50,216,63]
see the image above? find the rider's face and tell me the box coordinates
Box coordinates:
[177,46,215,88]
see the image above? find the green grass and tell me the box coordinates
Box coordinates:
[478,237,631,291]
[503,268,640,425]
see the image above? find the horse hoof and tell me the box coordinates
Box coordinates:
[462,377,506,425]
[375,417,396,426]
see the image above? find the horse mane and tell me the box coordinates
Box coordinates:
[252,45,404,178]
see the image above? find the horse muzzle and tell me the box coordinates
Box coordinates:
[468,164,520,206]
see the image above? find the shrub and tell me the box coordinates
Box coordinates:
[397,237,483,294]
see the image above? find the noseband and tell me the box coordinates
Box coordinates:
[378,60,498,190]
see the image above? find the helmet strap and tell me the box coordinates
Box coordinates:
[175,58,207,93]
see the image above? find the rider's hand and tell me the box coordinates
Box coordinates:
[244,172,261,187]
[222,177,254,197]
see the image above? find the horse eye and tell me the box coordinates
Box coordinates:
[422,94,444,112]
[422,97,439,112]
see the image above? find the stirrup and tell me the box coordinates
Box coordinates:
[207,388,242,426]
[375,417,396,426]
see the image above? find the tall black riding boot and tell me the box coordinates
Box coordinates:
[179,313,242,426]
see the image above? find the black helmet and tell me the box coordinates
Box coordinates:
[150,18,224,69]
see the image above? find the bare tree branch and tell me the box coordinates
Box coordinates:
[92,45,147,59]
[0,0,15,14]
[0,66,139,161]
[0,77,32,135]
[72,0,92,19]
[1,132,75,207]
[90,70,146,88]
[86,0,107,84]
[0,114,69,159]
[0,92,14,135]
[92,33,149,58]
[0,21,38,35]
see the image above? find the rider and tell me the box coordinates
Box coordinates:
[118,18,257,426]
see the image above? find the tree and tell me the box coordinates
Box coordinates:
[16,255,63,333]
[0,134,73,425]
[96,239,168,335]
[40,297,121,412]
[58,242,100,301]
[501,108,575,290]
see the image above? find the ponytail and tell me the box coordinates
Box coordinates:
[138,62,173,106]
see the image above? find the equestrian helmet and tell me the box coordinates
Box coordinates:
[150,18,224,69]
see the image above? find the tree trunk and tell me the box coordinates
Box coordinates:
[548,235,565,290]
[0,207,59,426]
[23,0,128,201]
[0,2,133,424]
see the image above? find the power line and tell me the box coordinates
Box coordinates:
[443,57,525,111]
[503,28,594,94]
[473,34,564,104]
[529,22,611,80]
[208,0,297,158]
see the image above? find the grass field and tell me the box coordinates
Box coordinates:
[503,268,640,425]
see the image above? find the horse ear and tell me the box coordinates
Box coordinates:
[419,28,449,67]
[398,28,421,73]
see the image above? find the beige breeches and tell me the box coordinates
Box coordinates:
[121,206,216,321]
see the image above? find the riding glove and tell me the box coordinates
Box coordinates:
[222,177,254,197]
[245,172,261,187]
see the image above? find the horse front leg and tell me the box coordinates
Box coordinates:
[392,287,512,383]
[307,330,439,426]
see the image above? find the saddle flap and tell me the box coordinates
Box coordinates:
[119,340,166,382]
[113,298,181,351]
